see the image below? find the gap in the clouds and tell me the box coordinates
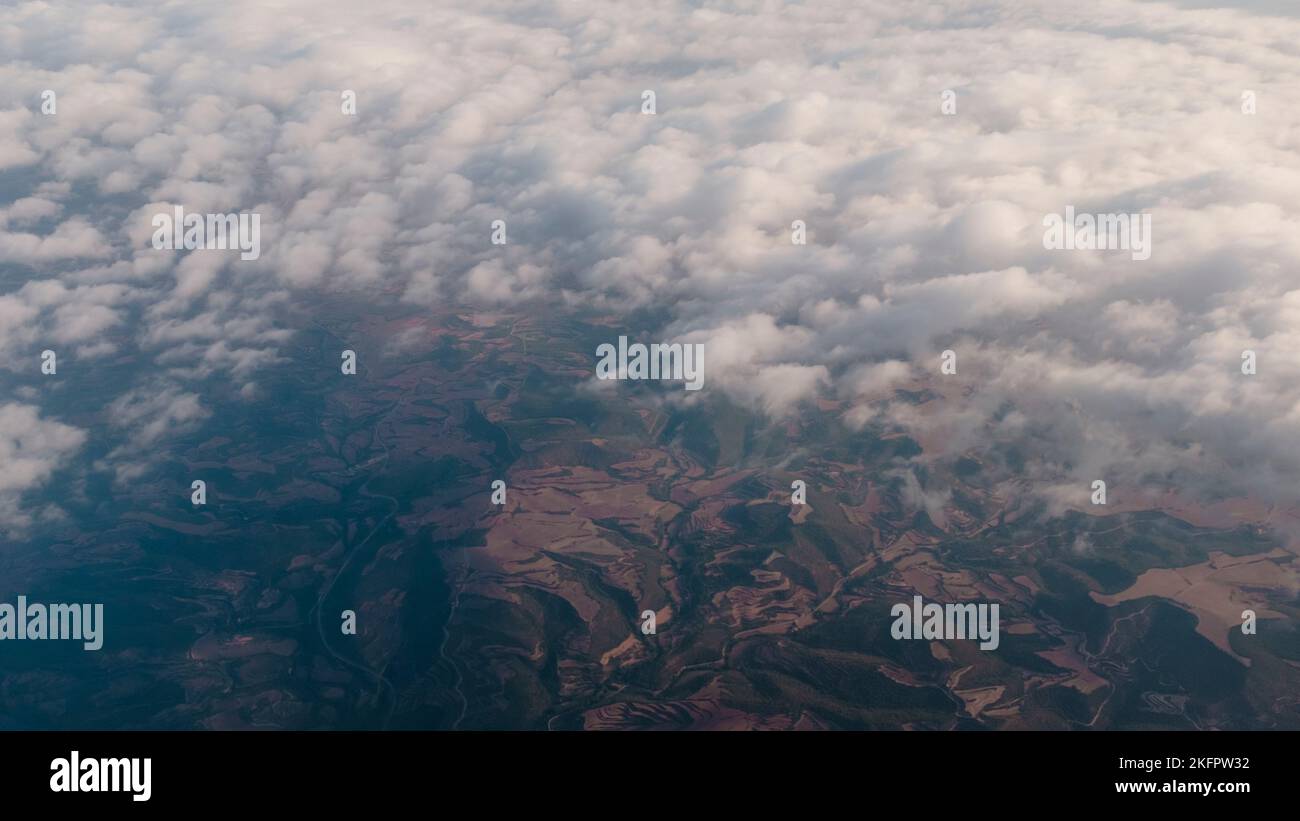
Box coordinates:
[1135,0,1300,17]
[0,166,45,204]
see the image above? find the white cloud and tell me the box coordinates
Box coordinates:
[0,403,86,534]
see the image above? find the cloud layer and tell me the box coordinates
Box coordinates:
[4,0,1300,527]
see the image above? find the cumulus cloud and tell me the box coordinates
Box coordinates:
[98,385,210,483]
[0,403,86,534]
